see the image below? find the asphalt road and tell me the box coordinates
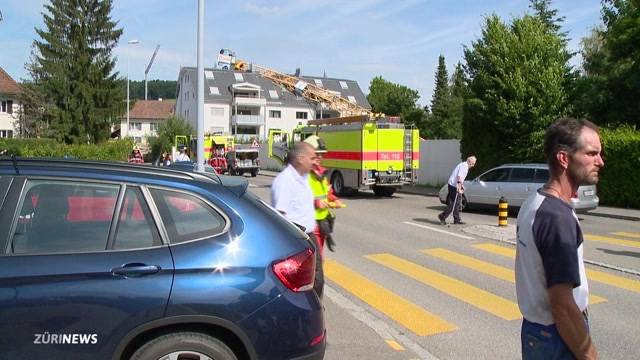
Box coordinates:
[247,173,640,360]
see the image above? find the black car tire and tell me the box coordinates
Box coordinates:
[131,331,237,360]
[251,170,258,177]
[331,172,345,196]
[373,186,395,197]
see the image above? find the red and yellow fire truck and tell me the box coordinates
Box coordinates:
[269,115,419,197]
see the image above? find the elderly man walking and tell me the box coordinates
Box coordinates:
[271,141,324,298]
[516,118,603,359]
[438,156,477,225]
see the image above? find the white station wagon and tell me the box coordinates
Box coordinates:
[439,163,599,212]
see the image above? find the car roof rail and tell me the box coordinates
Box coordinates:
[0,157,220,183]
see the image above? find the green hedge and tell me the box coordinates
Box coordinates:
[0,138,135,162]
[598,126,640,208]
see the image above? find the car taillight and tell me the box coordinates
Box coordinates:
[272,248,315,292]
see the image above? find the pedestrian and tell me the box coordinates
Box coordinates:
[438,156,477,225]
[515,118,603,360]
[304,135,344,257]
[175,144,190,162]
[128,146,144,164]
[163,152,172,166]
[271,141,325,298]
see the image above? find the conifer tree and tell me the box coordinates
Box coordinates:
[426,55,452,139]
[28,0,123,144]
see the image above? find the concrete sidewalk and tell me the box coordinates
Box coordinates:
[398,184,640,222]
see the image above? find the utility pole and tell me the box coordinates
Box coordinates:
[196,0,205,172]
[144,45,160,100]
[126,39,140,138]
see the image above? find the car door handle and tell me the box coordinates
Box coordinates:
[111,264,160,277]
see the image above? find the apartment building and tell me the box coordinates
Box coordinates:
[174,67,370,140]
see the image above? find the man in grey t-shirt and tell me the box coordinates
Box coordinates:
[516,118,603,359]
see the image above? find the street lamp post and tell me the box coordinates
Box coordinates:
[126,39,140,138]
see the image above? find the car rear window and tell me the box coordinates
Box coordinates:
[150,188,227,243]
[534,168,549,182]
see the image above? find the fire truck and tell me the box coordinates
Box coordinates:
[269,116,419,197]
[175,134,235,174]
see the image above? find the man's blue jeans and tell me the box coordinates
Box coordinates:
[521,318,578,359]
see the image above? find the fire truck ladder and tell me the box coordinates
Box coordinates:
[404,128,414,180]
[253,65,372,118]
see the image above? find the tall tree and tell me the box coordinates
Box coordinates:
[446,62,467,139]
[28,0,123,144]
[462,14,570,171]
[529,0,566,34]
[576,0,639,126]
[426,55,451,139]
[367,76,427,135]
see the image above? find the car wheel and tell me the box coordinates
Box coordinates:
[251,170,258,177]
[131,332,237,360]
[331,172,345,196]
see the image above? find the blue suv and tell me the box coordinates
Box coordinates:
[0,158,325,360]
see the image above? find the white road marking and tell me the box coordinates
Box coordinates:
[403,221,475,240]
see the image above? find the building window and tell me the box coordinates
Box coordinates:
[211,107,224,117]
[347,95,357,103]
[150,123,159,132]
[234,73,244,82]
[269,110,281,118]
[0,130,14,138]
[314,79,323,87]
[129,122,142,131]
[268,90,279,99]
[296,112,308,120]
[209,86,220,95]
[0,100,10,113]
[205,70,214,79]
[339,81,349,90]
[134,136,142,144]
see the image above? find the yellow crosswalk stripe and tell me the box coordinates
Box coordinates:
[473,243,640,294]
[366,253,521,321]
[611,232,640,239]
[423,248,607,304]
[385,340,405,351]
[584,234,640,248]
[324,259,457,336]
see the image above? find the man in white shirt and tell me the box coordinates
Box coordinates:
[438,156,476,225]
[175,145,191,162]
[271,141,324,297]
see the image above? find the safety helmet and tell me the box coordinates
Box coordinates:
[178,144,186,151]
[304,135,328,153]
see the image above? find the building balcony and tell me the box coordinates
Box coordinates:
[233,95,266,107]
[232,114,264,126]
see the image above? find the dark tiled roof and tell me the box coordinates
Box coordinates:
[128,100,175,119]
[0,67,22,94]
[178,67,371,109]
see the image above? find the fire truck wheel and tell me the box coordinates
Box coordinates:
[251,170,258,177]
[373,186,395,197]
[331,172,345,196]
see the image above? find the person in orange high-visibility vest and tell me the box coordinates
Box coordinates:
[304,135,344,258]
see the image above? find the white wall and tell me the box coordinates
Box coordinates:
[205,104,230,133]
[120,118,160,144]
[0,98,20,137]
[264,106,314,136]
[417,139,462,187]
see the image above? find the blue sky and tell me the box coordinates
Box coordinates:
[1,0,603,106]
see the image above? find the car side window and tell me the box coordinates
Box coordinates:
[479,168,510,182]
[113,186,162,250]
[509,168,535,183]
[150,189,226,244]
[9,180,119,254]
[534,169,549,183]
